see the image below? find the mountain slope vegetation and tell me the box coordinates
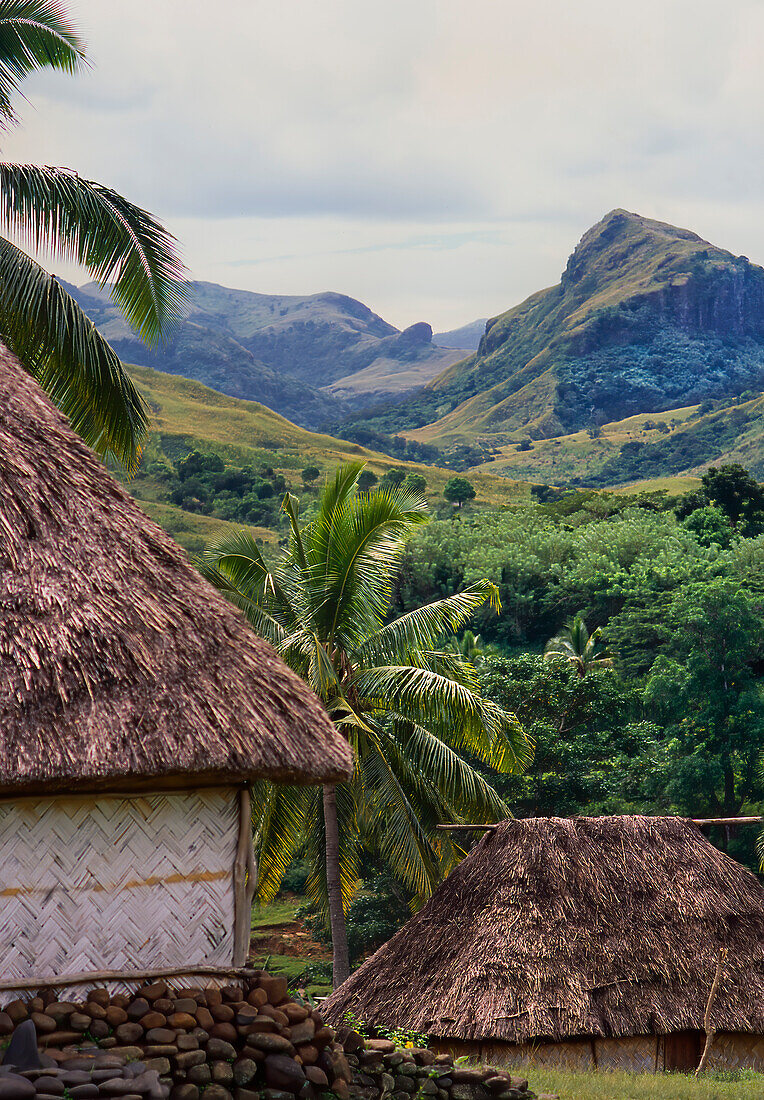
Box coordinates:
[121,363,528,552]
[355,210,764,454]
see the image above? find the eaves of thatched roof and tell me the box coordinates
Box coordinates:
[0,345,353,793]
[324,815,764,1043]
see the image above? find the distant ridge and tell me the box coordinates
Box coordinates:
[350,210,764,451]
[433,318,487,350]
[66,281,467,429]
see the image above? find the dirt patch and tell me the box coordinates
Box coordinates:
[250,917,331,960]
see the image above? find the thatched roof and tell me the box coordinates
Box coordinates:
[0,345,353,793]
[323,815,764,1043]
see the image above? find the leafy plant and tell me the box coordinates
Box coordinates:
[544,614,613,677]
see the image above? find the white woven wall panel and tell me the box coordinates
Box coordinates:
[0,788,238,998]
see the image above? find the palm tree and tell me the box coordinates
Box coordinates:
[0,2,186,469]
[200,464,530,987]
[544,613,612,677]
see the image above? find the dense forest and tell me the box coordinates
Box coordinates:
[396,466,764,823]
[258,464,764,962]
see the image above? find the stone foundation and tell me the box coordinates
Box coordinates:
[0,977,548,1100]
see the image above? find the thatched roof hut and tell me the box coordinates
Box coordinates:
[324,816,764,1073]
[0,345,352,995]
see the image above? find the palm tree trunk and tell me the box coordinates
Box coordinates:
[323,783,350,987]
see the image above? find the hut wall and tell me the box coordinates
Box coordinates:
[0,787,239,1001]
[706,1032,764,1072]
[435,1037,657,1072]
[435,1033,764,1073]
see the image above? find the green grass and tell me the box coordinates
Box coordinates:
[528,1068,764,1099]
[249,896,333,999]
[135,499,278,555]
[125,361,530,508]
[459,395,764,490]
[251,899,300,929]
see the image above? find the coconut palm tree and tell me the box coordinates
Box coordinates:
[544,613,612,677]
[200,464,530,987]
[0,2,186,469]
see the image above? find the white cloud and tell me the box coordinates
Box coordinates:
[3,0,764,328]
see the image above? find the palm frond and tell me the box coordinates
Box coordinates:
[281,491,308,569]
[0,1,84,129]
[0,235,148,467]
[250,781,316,903]
[358,733,441,899]
[0,164,187,344]
[352,662,531,773]
[357,582,500,664]
[198,528,298,637]
[316,485,429,647]
[397,721,510,822]
[306,633,340,700]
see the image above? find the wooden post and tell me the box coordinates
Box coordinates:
[695,948,727,1076]
[692,817,764,826]
[233,786,255,966]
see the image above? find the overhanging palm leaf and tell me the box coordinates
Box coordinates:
[250,781,316,904]
[0,2,187,469]
[358,582,500,664]
[0,235,149,465]
[359,735,441,899]
[401,722,510,821]
[0,1,84,129]
[0,165,187,345]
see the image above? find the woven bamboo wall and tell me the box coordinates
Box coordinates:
[706,1032,764,1071]
[0,787,239,1002]
[435,1033,764,1073]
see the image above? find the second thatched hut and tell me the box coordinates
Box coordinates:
[324,815,764,1073]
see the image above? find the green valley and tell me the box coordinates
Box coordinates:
[122,362,528,553]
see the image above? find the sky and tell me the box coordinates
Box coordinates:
[5,0,764,330]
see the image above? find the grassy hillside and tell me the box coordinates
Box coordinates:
[351,210,764,454]
[136,500,279,555]
[464,394,764,488]
[122,363,530,553]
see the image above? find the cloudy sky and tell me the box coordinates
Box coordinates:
[5,0,764,330]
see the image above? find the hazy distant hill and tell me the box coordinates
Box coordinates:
[357,210,764,451]
[433,319,487,350]
[66,281,467,428]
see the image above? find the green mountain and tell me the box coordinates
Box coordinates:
[359,210,764,452]
[66,281,466,428]
[461,397,764,490]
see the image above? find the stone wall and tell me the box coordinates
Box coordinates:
[0,977,552,1100]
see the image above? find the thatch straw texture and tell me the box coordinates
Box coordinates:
[323,816,764,1043]
[0,346,352,792]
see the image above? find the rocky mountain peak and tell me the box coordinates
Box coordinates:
[562,208,709,287]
